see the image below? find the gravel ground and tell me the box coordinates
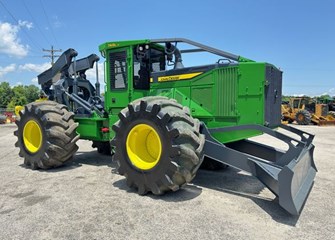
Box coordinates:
[0,123,334,240]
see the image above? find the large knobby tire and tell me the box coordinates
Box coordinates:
[112,96,205,195]
[295,109,311,125]
[14,101,79,169]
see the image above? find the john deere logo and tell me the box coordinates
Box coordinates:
[159,76,180,81]
[158,72,202,82]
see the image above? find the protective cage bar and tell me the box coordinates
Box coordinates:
[202,124,317,215]
[150,38,240,62]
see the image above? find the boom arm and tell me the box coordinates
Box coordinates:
[68,54,100,76]
[38,48,78,86]
[38,49,100,99]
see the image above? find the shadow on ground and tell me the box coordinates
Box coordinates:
[113,178,202,202]
[19,150,116,172]
[72,150,114,167]
[193,167,300,226]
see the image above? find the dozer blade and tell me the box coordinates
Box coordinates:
[202,124,317,215]
[277,142,315,215]
[317,119,335,126]
[311,114,335,126]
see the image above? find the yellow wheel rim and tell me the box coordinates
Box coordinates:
[23,120,42,153]
[126,124,162,170]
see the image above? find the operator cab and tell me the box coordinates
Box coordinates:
[131,40,238,89]
[133,44,166,90]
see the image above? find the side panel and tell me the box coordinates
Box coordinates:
[190,72,214,117]
[200,63,266,143]
[236,63,265,126]
[265,65,282,127]
[149,63,268,143]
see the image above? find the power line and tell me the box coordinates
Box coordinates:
[21,0,52,46]
[43,46,62,65]
[39,0,59,46]
[0,0,43,51]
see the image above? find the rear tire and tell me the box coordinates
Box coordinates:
[112,96,205,195]
[14,101,79,169]
[295,110,311,125]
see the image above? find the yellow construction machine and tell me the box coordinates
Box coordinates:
[282,97,335,125]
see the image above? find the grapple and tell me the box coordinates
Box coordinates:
[203,124,317,215]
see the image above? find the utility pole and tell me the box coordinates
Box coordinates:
[43,46,62,65]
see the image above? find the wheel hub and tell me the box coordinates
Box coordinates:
[23,120,42,153]
[298,114,304,121]
[126,124,162,170]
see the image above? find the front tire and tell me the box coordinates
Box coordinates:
[14,101,79,169]
[112,97,205,195]
[295,110,311,125]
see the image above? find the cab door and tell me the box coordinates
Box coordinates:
[106,48,131,109]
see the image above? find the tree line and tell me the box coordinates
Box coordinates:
[282,95,335,104]
[0,82,40,110]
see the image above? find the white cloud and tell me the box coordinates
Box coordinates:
[86,62,106,93]
[18,20,33,30]
[0,63,16,78]
[86,62,104,80]
[321,88,335,96]
[0,21,32,58]
[52,15,62,28]
[31,77,38,83]
[292,93,306,97]
[19,62,50,73]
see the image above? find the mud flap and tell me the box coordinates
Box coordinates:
[202,124,317,215]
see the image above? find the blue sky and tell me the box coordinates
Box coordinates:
[0,0,334,96]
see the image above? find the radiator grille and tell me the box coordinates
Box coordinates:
[216,67,238,116]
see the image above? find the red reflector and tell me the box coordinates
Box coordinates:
[101,127,109,133]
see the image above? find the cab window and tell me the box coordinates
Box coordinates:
[109,51,127,89]
[133,46,165,90]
